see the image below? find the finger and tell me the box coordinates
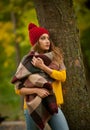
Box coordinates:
[31,61,35,66]
[37,57,41,60]
[44,90,50,95]
[31,57,37,65]
[37,57,43,62]
[43,93,50,98]
[32,56,37,62]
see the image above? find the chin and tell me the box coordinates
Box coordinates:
[45,47,50,50]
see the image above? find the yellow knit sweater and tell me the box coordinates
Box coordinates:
[15,69,66,109]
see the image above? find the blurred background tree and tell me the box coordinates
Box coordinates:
[0,0,90,123]
[0,0,38,120]
[74,0,90,84]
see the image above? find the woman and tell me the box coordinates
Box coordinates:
[11,23,69,130]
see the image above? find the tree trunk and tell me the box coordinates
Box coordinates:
[11,12,21,66]
[33,0,90,130]
[11,12,23,109]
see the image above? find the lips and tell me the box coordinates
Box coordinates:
[46,45,50,47]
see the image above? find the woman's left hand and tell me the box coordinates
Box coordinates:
[31,56,44,69]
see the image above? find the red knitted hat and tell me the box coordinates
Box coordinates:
[28,23,49,46]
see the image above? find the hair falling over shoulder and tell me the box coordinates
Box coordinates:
[50,41,64,65]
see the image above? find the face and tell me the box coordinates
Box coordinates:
[38,33,50,52]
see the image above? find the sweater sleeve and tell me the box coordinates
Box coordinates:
[15,87,20,95]
[50,69,66,82]
[14,81,23,95]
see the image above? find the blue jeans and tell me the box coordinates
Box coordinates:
[24,108,69,130]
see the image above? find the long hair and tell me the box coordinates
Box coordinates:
[31,41,63,65]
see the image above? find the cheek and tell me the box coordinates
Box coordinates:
[39,42,45,48]
[40,44,45,50]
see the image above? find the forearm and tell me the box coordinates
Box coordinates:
[31,56,53,75]
[41,64,53,75]
[19,87,38,96]
[18,87,50,98]
[41,65,66,81]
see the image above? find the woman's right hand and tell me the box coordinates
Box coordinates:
[36,88,50,98]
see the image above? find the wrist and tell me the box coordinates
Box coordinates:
[41,64,46,70]
[41,64,53,75]
[33,88,39,94]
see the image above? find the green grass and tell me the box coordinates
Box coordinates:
[0,79,24,121]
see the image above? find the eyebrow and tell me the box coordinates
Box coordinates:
[41,35,49,38]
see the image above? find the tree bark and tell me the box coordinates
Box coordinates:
[33,0,90,130]
[11,12,24,109]
[11,12,21,66]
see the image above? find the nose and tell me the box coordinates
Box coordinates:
[46,38,50,43]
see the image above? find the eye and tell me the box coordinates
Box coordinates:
[41,36,45,40]
[47,37,50,40]
[40,35,50,41]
